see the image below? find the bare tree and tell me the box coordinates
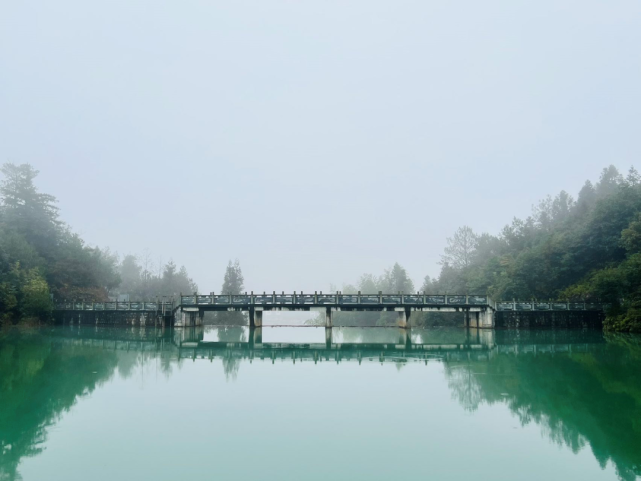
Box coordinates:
[441,226,478,269]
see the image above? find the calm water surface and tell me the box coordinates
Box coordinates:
[1,326,640,481]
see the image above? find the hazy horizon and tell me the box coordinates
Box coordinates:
[2,0,640,292]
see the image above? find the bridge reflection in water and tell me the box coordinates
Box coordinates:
[50,325,606,366]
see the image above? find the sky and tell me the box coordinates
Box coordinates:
[1,0,640,293]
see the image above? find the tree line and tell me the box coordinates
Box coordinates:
[421,165,641,332]
[0,163,199,325]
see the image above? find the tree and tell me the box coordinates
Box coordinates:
[21,270,53,319]
[596,165,623,199]
[119,255,142,297]
[210,260,245,326]
[0,163,61,257]
[621,214,641,254]
[221,259,244,294]
[358,273,379,293]
[380,262,415,293]
[625,166,641,187]
[441,226,478,270]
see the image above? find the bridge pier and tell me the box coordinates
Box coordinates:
[396,308,411,329]
[249,327,262,348]
[249,309,263,328]
[325,327,333,349]
[467,311,479,328]
[325,308,333,328]
[479,309,494,328]
[396,309,407,329]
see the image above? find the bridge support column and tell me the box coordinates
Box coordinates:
[396,309,408,328]
[325,327,333,349]
[479,309,495,328]
[196,310,204,326]
[254,310,263,327]
[325,308,333,328]
[468,311,479,328]
[249,327,262,348]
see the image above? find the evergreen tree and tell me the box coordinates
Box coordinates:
[212,260,245,326]
[221,259,244,294]
[0,164,61,256]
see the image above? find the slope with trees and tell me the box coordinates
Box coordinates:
[426,165,641,332]
[0,163,197,325]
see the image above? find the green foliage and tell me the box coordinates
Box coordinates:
[21,270,53,319]
[0,163,124,323]
[428,165,641,332]
[0,263,52,323]
[0,162,197,322]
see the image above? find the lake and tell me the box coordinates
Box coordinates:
[1,326,639,481]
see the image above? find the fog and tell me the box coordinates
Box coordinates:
[1,0,640,292]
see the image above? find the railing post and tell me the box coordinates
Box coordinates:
[445,294,448,305]
[378,291,382,304]
[293,291,297,304]
[273,291,276,303]
[422,291,426,304]
[358,291,361,304]
[400,291,404,304]
[314,291,318,304]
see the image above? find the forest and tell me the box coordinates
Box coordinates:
[1,163,641,332]
[0,163,197,325]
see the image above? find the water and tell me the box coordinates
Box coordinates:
[1,326,640,481]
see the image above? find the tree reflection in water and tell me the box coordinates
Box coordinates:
[443,332,641,481]
[1,328,640,481]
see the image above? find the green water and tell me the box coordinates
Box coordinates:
[1,326,640,481]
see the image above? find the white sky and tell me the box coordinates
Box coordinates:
[1,0,640,292]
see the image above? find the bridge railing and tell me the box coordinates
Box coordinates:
[496,301,606,311]
[55,301,175,312]
[179,293,492,306]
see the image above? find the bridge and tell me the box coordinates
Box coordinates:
[55,293,607,329]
